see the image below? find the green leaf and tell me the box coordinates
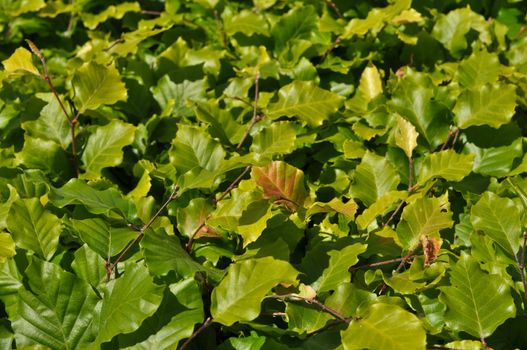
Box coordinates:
[169,125,225,181]
[356,191,407,230]
[2,47,40,76]
[358,64,383,102]
[0,232,15,262]
[15,136,72,179]
[349,151,400,206]
[49,179,136,220]
[224,9,269,36]
[238,200,273,246]
[73,61,128,113]
[194,101,245,145]
[396,195,453,250]
[313,243,367,293]
[389,70,450,148]
[470,192,522,256]
[211,257,299,326]
[252,160,309,210]
[464,138,523,177]
[94,263,164,345]
[11,258,98,349]
[151,76,207,117]
[267,81,344,127]
[7,198,62,261]
[141,228,223,282]
[22,93,71,149]
[341,303,426,350]
[457,50,500,88]
[454,83,517,129]
[81,2,140,30]
[418,150,474,185]
[176,198,213,239]
[394,115,418,158]
[71,245,107,288]
[81,120,136,179]
[71,218,137,259]
[439,252,516,339]
[286,301,332,334]
[271,6,318,53]
[250,121,297,159]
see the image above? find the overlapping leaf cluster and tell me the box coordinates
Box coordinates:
[1,0,527,349]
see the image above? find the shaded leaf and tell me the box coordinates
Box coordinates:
[81,120,136,179]
[94,263,164,345]
[7,198,62,261]
[470,192,522,256]
[151,76,207,117]
[439,252,515,339]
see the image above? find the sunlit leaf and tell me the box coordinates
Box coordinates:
[454,84,517,129]
[73,61,128,113]
[341,303,426,350]
[418,150,474,185]
[211,257,299,326]
[0,233,16,263]
[250,121,297,159]
[267,81,344,127]
[2,47,40,76]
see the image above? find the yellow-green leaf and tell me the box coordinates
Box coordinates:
[2,47,40,76]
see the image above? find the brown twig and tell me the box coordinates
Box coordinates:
[350,255,413,272]
[440,127,459,151]
[237,73,261,150]
[517,232,527,303]
[179,317,213,350]
[186,166,252,251]
[378,250,415,295]
[140,10,163,16]
[271,294,354,323]
[319,36,342,64]
[325,0,343,18]
[26,40,80,175]
[106,186,179,280]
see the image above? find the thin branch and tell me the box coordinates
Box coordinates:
[271,294,354,323]
[350,255,413,272]
[408,156,414,191]
[186,166,251,251]
[104,38,125,52]
[237,73,261,150]
[383,199,406,228]
[319,36,342,64]
[213,9,229,49]
[141,10,163,16]
[517,232,527,303]
[440,127,459,151]
[26,40,80,175]
[213,166,251,204]
[325,0,343,19]
[229,96,254,108]
[179,317,213,350]
[106,186,179,280]
[378,250,415,295]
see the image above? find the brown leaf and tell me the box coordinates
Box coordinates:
[252,161,308,211]
[420,235,442,267]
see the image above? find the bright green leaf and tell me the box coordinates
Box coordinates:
[238,200,273,246]
[457,50,500,88]
[2,47,40,76]
[418,150,474,185]
[151,76,207,117]
[211,257,299,326]
[73,61,128,113]
[71,245,107,289]
[267,81,344,127]
[359,65,383,102]
[341,303,426,350]
[250,121,297,159]
[454,83,517,129]
[0,232,15,262]
[394,115,418,158]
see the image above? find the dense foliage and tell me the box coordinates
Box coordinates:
[1,0,527,349]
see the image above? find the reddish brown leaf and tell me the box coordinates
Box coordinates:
[420,235,442,267]
[252,161,308,211]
